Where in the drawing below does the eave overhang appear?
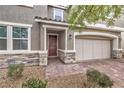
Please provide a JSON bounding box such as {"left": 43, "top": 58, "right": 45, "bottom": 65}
{"left": 34, "top": 16, "right": 124, "bottom": 32}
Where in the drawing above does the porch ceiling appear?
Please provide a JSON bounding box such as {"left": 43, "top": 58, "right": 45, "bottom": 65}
{"left": 47, "top": 27, "right": 65, "bottom": 31}
{"left": 43, "top": 24, "right": 68, "bottom": 31}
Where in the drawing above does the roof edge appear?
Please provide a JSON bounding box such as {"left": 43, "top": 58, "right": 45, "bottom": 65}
{"left": 35, "top": 17, "right": 124, "bottom": 32}
{"left": 48, "top": 5, "right": 66, "bottom": 10}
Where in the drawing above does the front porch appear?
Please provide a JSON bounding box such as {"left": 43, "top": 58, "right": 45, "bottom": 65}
{"left": 39, "top": 24, "right": 76, "bottom": 65}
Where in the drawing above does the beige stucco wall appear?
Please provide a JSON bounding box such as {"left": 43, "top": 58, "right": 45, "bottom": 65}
{"left": 58, "top": 31, "right": 66, "bottom": 49}
{"left": 67, "top": 30, "right": 74, "bottom": 50}
{"left": 31, "top": 22, "right": 41, "bottom": 50}
{"left": 48, "top": 6, "right": 54, "bottom": 19}
{"left": 121, "top": 32, "right": 124, "bottom": 51}
{"left": 81, "top": 28, "right": 121, "bottom": 36}
{"left": 34, "top": 5, "right": 48, "bottom": 18}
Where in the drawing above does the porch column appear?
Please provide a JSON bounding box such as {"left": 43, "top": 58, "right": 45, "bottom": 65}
{"left": 113, "top": 37, "right": 119, "bottom": 50}
{"left": 39, "top": 27, "right": 47, "bottom": 66}
{"left": 65, "top": 28, "right": 68, "bottom": 50}
{"left": 73, "top": 32, "right": 76, "bottom": 50}
{"left": 44, "top": 27, "right": 47, "bottom": 51}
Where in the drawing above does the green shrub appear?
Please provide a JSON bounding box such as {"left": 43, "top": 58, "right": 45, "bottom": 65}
{"left": 8, "top": 63, "right": 24, "bottom": 79}
{"left": 22, "top": 78, "right": 47, "bottom": 88}
{"left": 86, "top": 69, "right": 113, "bottom": 88}
{"left": 83, "top": 81, "right": 100, "bottom": 88}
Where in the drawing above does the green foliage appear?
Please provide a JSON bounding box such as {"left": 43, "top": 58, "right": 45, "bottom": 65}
{"left": 83, "top": 81, "right": 100, "bottom": 88}
{"left": 86, "top": 69, "right": 113, "bottom": 88}
{"left": 8, "top": 63, "right": 24, "bottom": 79}
{"left": 66, "top": 5, "right": 123, "bottom": 29}
{"left": 22, "top": 78, "right": 47, "bottom": 88}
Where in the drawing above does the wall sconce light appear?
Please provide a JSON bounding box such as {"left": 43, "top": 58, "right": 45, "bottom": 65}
{"left": 68, "top": 34, "right": 72, "bottom": 39}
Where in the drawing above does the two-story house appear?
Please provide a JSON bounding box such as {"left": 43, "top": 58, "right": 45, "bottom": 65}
{"left": 0, "top": 5, "right": 123, "bottom": 68}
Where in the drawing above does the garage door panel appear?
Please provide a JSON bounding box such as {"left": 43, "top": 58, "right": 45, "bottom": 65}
{"left": 93, "top": 40, "right": 102, "bottom": 59}
{"left": 75, "top": 39, "right": 111, "bottom": 61}
{"left": 102, "top": 40, "right": 110, "bottom": 58}
{"left": 82, "top": 40, "right": 93, "bottom": 60}
{"left": 75, "top": 39, "right": 83, "bottom": 61}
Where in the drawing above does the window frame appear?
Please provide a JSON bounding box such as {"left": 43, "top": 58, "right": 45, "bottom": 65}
{"left": 0, "top": 25, "right": 7, "bottom": 50}
{"left": 53, "top": 8, "right": 64, "bottom": 21}
{"left": 0, "top": 22, "right": 31, "bottom": 51}
{"left": 12, "top": 26, "right": 29, "bottom": 50}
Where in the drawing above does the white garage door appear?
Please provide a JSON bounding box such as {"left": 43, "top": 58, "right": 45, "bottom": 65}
{"left": 75, "top": 39, "right": 111, "bottom": 61}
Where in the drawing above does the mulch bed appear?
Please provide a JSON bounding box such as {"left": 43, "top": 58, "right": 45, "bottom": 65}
{"left": 47, "top": 73, "right": 87, "bottom": 88}
{"left": 0, "top": 66, "right": 45, "bottom": 88}
{"left": 0, "top": 65, "right": 87, "bottom": 88}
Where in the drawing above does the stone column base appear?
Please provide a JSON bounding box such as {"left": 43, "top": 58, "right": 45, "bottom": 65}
{"left": 39, "top": 51, "right": 48, "bottom": 66}
{"left": 112, "top": 49, "right": 122, "bottom": 59}
{"left": 58, "top": 49, "right": 76, "bottom": 64}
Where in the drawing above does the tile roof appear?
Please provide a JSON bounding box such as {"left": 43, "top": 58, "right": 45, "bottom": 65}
{"left": 35, "top": 16, "right": 66, "bottom": 23}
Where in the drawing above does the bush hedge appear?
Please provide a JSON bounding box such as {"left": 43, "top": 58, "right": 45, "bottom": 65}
{"left": 22, "top": 78, "right": 47, "bottom": 88}
{"left": 86, "top": 69, "right": 113, "bottom": 88}
{"left": 8, "top": 63, "right": 24, "bottom": 79}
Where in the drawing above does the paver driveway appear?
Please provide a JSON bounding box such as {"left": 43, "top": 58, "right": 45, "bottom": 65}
{"left": 45, "top": 58, "right": 124, "bottom": 87}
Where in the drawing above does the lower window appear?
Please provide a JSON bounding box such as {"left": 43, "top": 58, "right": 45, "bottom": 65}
{"left": 13, "top": 27, "right": 28, "bottom": 50}
{"left": 0, "top": 25, "right": 30, "bottom": 51}
{"left": 13, "top": 39, "right": 28, "bottom": 50}
{"left": 0, "top": 39, "right": 7, "bottom": 50}
{"left": 0, "top": 26, "right": 7, "bottom": 50}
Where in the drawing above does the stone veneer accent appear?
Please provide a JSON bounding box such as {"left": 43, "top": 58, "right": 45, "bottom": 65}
{"left": 112, "top": 49, "right": 123, "bottom": 59}
{"left": 39, "top": 52, "right": 48, "bottom": 65}
{"left": 0, "top": 51, "right": 47, "bottom": 68}
{"left": 58, "top": 50, "right": 76, "bottom": 63}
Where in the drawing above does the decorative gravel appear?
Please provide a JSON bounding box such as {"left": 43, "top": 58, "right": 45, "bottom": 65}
{"left": 0, "top": 66, "right": 45, "bottom": 88}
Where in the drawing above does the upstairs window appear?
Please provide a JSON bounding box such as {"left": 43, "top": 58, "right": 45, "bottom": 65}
{"left": 13, "top": 27, "right": 28, "bottom": 50}
{"left": 53, "top": 8, "right": 64, "bottom": 21}
{"left": 0, "top": 26, "right": 7, "bottom": 50}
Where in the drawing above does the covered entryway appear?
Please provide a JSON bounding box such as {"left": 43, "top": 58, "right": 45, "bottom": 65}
{"left": 75, "top": 39, "right": 111, "bottom": 61}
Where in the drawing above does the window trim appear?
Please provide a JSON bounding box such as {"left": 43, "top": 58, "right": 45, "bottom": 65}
{"left": 53, "top": 8, "right": 64, "bottom": 21}
{"left": 0, "top": 21, "right": 31, "bottom": 51}
{"left": 0, "top": 37, "right": 7, "bottom": 39}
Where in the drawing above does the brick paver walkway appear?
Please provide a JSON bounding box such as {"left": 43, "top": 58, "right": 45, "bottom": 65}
{"left": 45, "top": 58, "right": 124, "bottom": 87}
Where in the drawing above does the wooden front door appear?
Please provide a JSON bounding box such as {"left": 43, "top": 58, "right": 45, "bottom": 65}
{"left": 48, "top": 35, "right": 57, "bottom": 57}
